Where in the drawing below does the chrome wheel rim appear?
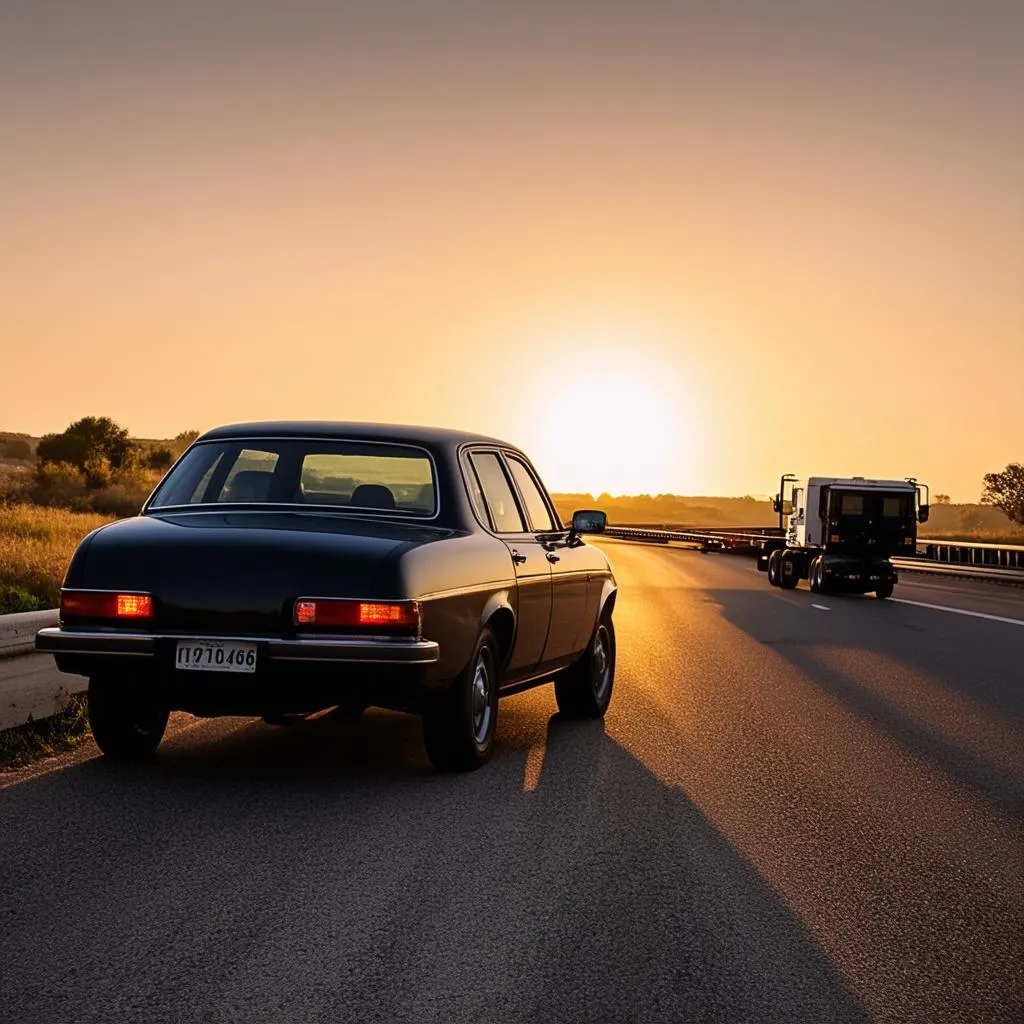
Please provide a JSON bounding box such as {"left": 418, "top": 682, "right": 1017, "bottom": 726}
{"left": 471, "top": 651, "right": 493, "bottom": 745}
{"left": 592, "top": 625, "right": 612, "bottom": 702}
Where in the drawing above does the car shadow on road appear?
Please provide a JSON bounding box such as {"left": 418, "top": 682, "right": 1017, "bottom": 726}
{"left": 0, "top": 694, "right": 871, "bottom": 1024}
{"left": 702, "top": 586, "right": 1024, "bottom": 822}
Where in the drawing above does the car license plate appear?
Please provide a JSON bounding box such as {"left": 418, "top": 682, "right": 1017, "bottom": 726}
{"left": 175, "top": 639, "right": 257, "bottom": 673}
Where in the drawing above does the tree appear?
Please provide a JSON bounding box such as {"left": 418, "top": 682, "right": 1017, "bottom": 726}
{"left": 171, "top": 429, "right": 200, "bottom": 457}
{"left": 145, "top": 447, "right": 174, "bottom": 470}
{"left": 934, "top": 494, "right": 951, "bottom": 505}
{"left": 36, "top": 417, "right": 136, "bottom": 473}
{"left": 981, "top": 463, "right": 1024, "bottom": 526}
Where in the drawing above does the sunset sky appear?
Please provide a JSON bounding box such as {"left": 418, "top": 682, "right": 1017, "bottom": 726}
{"left": 2, "top": 1, "right": 1021, "bottom": 500}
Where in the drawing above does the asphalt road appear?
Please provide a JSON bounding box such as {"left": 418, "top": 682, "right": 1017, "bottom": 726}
{"left": 2, "top": 542, "right": 1021, "bottom": 1024}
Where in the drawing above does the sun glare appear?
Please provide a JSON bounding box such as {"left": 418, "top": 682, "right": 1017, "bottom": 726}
{"left": 536, "top": 368, "right": 687, "bottom": 496}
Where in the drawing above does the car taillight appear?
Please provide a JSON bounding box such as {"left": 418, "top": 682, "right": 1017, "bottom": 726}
{"left": 60, "top": 590, "right": 153, "bottom": 621}
{"left": 293, "top": 598, "right": 420, "bottom": 636}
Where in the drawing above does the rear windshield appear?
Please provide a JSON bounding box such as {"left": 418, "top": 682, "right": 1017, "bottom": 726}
{"left": 830, "top": 490, "right": 912, "bottom": 520}
{"left": 148, "top": 439, "right": 436, "bottom": 515}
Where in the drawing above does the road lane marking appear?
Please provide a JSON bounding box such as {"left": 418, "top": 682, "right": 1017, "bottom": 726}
{"left": 891, "top": 598, "right": 1024, "bottom": 627}
{"left": 812, "top": 604, "right": 831, "bottom": 611}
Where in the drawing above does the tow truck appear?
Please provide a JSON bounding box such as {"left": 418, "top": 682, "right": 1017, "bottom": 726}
{"left": 757, "top": 474, "right": 929, "bottom": 599}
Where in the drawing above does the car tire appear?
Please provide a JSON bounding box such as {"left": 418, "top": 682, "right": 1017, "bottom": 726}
{"left": 423, "top": 627, "right": 499, "bottom": 772}
{"left": 779, "top": 552, "right": 799, "bottom": 589}
{"left": 767, "top": 550, "right": 782, "bottom": 587}
{"left": 554, "top": 613, "right": 615, "bottom": 719}
{"left": 88, "top": 676, "right": 169, "bottom": 759}
{"left": 874, "top": 581, "right": 894, "bottom": 599}
{"left": 331, "top": 699, "right": 368, "bottom": 720}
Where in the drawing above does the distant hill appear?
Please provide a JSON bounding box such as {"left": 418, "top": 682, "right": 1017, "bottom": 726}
{"left": 4, "top": 428, "right": 1021, "bottom": 541}
{"left": 550, "top": 493, "right": 776, "bottom": 528}
{"left": 917, "top": 502, "right": 1024, "bottom": 541}
{"left": 550, "top": 493, "right": 1024, "bottom": 541}
{"left": 0, "top": 432, "right": 37, "bottom": 460}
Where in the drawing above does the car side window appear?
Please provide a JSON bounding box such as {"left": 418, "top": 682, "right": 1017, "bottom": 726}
{"left": 506, "top": 456, "right": 558, "bottom": 532}
{"left": 463, "top": 457, "right": 492, "bottom": 528}
{"left": 469, "top": 453, "right": 525, "bottom": 533}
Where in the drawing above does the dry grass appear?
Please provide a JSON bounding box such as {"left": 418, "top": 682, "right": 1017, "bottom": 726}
{"left": 920, "top": 530, "right": 1024, "bottom": 546}
{"left": 0, "top": 504, "right": 114, "bottom": 612}
{"left": 0, "top": 695, "right": 90, "bottom": 770}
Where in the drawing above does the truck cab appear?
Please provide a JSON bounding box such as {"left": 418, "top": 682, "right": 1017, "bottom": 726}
{"left": 761, "top": 475, "right": 929, "bottom": 598}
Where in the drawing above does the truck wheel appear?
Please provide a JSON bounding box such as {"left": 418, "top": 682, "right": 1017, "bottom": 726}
{"left": 810, "top": 556, "right": 829, "bottom": 594}
{"left": 817, "top": 559, "right": 831, "bottom": 595}
{"left": 874, "top": 581, "right": 894, "bottom": 599}
{"left": 88, "top": 676, "right": 169, "bottom": 759}
{"left": 555, "top": 613, "right": 616, "bottom": 719}
{"left": 767, "top": 550, "right": 782, "bottom": 587}
{"left": 423, "top": 627, "right": 499, "bottom": 772}
{"left": 779, "top": 552, "right": 799, "bottom": 589}
{"left": 808, "top": 556, "right": 821, "bottom": 593}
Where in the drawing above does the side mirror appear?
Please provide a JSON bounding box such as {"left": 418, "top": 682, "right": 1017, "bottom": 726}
{"left": 571, "top": 509, "right": 606, "bottom": 534}
{"left": 772, "top": 495, "right": 781, "bottom": 514}
{"left": 918, "top": 505, "right": 929, "bottom": 524}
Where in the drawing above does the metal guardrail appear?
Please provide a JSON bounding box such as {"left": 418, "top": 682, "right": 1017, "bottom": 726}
{"left": 918, "top": 539, "right": 1024, "bottom": 570}
{"left": 891, "top": 559, "right": 1024, "bottom": 582}
{"left": 604, "top": 525, "right": 1024, "bottom": 582}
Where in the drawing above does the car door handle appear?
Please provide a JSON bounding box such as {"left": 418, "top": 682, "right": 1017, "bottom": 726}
{"left": 511, "top": 550, "right": 528, "bottom": 564}
{"left": 546, "top": 552, "right": 560, "bottom": 563}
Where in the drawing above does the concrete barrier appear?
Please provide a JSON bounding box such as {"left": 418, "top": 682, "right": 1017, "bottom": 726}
{"left": 0, "top": 609, "right": 58, "bottom": 659}
{"left": 0, "top": 610, "right": 87, "bottom": 731}
{"left": 0, "top": 653, "right": 86, "bottom": 731}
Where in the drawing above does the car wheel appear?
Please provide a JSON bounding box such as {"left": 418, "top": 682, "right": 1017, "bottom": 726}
{"left": 874, "top": 581, "right": 894, "bottom": 599}
{"left": 767, "top": 550, "right": 782, "bottom": 586}
{"left": 554, "top": 613, "right": 615, "bottom": 719}
{"left": 423, "top": 627, "right": 499, "bottom": 772}
{"left": 88, "top": 676, "right": 169, "bottom": 759}
{"left": 779, "top": 552, "right": 800, "bottom": 589}
{"left": 331, "top": 699, "right": 368, "bottom": 720}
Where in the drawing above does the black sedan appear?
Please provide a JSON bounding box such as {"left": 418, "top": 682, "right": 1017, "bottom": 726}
{"left": 37, "top": 422, "right": 617, "bottom": 771}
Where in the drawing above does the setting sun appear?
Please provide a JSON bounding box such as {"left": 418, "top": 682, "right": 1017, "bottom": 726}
{"left": 530, "top": 367, "right": 690, "bottom": 496}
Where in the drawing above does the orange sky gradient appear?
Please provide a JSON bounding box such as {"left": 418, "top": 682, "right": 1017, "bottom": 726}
{"left": 2, "top": 1, "right": 1022, "bottom": 500}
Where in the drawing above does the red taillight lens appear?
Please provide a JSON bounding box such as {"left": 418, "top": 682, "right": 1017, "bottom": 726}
{"left": 60, "top": 590, "right": 153, "bottom": 621}
{"left": 116, "top": 594, "right": 152, "bottom": 618}
{"left": 293, "top": 598, "right": 420, "bottom": 635}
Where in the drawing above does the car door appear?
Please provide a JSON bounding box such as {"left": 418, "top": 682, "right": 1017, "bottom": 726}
{"left": 465, "top": 450, "right": 553, "bottom": 681}
{"left": 503, "top": 452, "right": 591, "bottom": 668}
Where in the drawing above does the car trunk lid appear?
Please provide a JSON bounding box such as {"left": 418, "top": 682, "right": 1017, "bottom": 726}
{"left": 79, "top": 511, "right": 447, "bottom": 635}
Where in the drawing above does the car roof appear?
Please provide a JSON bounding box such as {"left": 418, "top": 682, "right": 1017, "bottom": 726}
{"left": 197, "top": 421, "right": 522, "bottom": 451}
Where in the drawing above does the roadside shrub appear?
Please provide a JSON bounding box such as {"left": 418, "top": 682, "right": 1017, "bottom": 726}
{"left": 0, "top": 586, "right": 43, "bottom": 614}
{"left": 30, "top": 462, "right": 90, "bottom": 511}
{"left": 90, "top": 482, "right": 149, "bottom": 517}
{"left": 0, "top": 464, "right": 33, "bottom": 504}
{"left": 87, "top": 464, "right": 161, "bottom": 517}
{"left": 145, "top": 447, "right": 174, "bottom": 471}
{"left": 83, "top": 454, "right": 113, "bottom": 489}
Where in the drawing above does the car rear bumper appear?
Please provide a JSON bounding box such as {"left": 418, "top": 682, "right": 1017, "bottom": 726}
{"left": 35, "top": 628, "right": 439, "bottom": 665}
